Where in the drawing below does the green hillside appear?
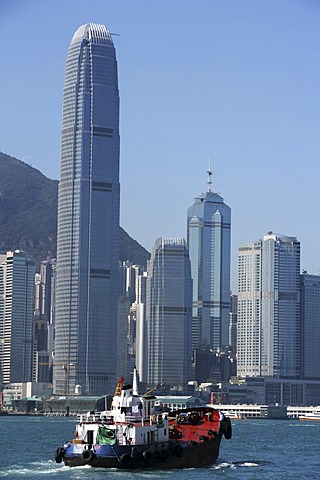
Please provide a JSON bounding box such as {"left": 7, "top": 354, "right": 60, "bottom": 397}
{"left": 0, "top": 152, "right": 150, "bottom": 269}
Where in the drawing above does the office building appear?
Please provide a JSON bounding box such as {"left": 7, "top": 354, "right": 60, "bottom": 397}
{"left": 0, "top": 251, "right": 35, "bottom": 385}
{"left": 237, "top": 233, "right": 300, "bottom": 378}
{"left": 229, "top": 294, "right": 238, "bottom": 354}
{"left": 187, "top": 171, "right": 231, "bottom": 352}
{"left": 146, "top": 238, "right": 192, "bottom": 387}
{"left": 300, "top": 273, "right": 320, "bottom": 380}
{"left": 54, "top": 24, "right": 120, "bottom": 395}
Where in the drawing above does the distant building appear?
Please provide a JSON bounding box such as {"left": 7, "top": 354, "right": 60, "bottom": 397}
{"left": 187, "top": 170, "right": 231, "bottom": 352}
{"left": 135, "top": 272, "right": 148, "bottom": 382}
{"left": 34, "top": 258, "right": 56, "bottom": 352}
{"left": 0, "top": 251, "right": 35, "bottom": 385}
{"left": 300, "top": 273, "right": 320, "bottom": 380}
{"left": 229, "top": 294, "right": 237, "bottom": 353}
{"left": 116, "top": 296, "right": 131, "bottom": 381}
{"left": 146, "top": 238, "right": 192, "bottom": 387}
{"left": 54, "top": 23, "right": 120, "bottom": 395}
{"left": 237, "top": 233, "right": 301, "bottom": 378}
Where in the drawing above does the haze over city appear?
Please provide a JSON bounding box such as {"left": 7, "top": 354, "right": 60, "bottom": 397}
{"left": 1, "top": 0, "right": 319, "bottom": 288}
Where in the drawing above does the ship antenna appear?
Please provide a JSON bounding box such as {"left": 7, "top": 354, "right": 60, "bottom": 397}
{"left": 207, "top": 158, "right": 212, "bottom": 192}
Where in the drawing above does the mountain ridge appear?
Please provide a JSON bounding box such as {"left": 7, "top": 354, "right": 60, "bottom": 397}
{"left": 0, "top": 152, "right": 150, "bottom": 269}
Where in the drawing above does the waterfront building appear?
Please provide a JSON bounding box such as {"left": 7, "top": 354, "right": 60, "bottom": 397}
{"left": 0, "top": 251, "right": 35, "bottom": 385}
{"left": 300, "top": 273, "right": 320, "bottom": 380}
{"left": 237, "top": 233, "right": 300, "bottom": 378}
{"left": 54, "top": 23, "right": 120, "bottom": 395}
{"left": 146, "top": 238, "right": 192, "bottom": 387}
{"left": 187, "top": 170, "right": 231, "bottom": 352}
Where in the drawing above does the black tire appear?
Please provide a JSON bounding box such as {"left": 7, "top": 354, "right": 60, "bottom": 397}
{"left": 81, "top": 449, "right": 95, "bottom": 463}
{"left": 142, "top": 449, "right": 152, "bottom": 463}
{"left": 119, "top": 453, "right": 131, "bottom": 467}
{"left": 160, "top": 448, "right": 168, "bottom": 461}
{"left": 55, "top": 447, "right": 64, "bottom": 464}
{"left": 223, "top": 417, "right": 232, "bottom": 439}
{"left": 174, "top": 444, "right": 183, "bottom": 457}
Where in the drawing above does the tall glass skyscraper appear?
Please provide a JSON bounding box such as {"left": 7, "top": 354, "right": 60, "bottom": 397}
{"left": 187, "top": 175, "right": 231, "bottom": 352}
{"left": 146, "top": 238, "right": 192, "bottom": 387}
{"left": 237, "top": 233, "right": 301, "bottom": 378}
{"left": 54, "top": 24, "right": 120, "bottom": 395}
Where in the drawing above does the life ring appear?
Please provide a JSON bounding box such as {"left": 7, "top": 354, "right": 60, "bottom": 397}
{"left": 119, "top": 453, "right": 131, "bottom": 467}
{"left": 55, "top": 447, "right": 64, "bottom": 464}
{"left": 142, "top": 449, "right": 152, "bottom": 463}
{"left": 81, "top": 449, "right": 95, "bottom": 463}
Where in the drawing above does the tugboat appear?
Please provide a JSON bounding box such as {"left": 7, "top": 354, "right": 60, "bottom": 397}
{"left": 55, "top": 369, "right": 232, "bottom": 469}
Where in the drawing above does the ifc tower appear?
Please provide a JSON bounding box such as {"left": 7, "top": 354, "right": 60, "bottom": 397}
{"left": 54, "top": 24, "right": 120, "bottom": 395}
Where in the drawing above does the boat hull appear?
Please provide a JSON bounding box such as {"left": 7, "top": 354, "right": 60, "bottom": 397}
{"left": 62, "top": 436, "right": 222, "bottom": 469}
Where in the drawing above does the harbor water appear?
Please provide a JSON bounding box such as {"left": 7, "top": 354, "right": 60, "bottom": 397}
{"left": 0, "top": 415, "right": 319, "bottom": 479}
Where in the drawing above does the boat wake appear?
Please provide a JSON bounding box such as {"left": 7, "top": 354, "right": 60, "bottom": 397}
{"left": 211, "top": 460, "right": 266, "bottom": 470}
{"left": 0, "top": 459, "right": 89, "bottom": 477}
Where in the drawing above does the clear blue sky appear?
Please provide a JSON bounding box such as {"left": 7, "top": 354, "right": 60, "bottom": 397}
{"left": 1, "top": 0, "right": 319, "bottom": 289}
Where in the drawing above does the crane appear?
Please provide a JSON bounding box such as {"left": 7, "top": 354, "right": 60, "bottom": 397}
{"left": 38, "top": 358, "right": 77, "bottom": 395}
{"left": 144, "top": 382, "right": 165, "bottom": 396}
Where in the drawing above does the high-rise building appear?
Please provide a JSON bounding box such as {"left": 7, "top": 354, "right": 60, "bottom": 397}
{"left": 146, "top": 238, "right": 192, "bottom": 387}
{"left": 237, "top": 233, "right": 300, "bottom": 378}
{"left": 187, "top": 171, "right": 231, "bottom": 352}
{"left": 0, "top": 251, "right": 35, "bottom": 385}
{"left": 34, "top": 258, "right": 56, "bottom": 352}
{"left": 135, "top": 271, "right": 148, "bottom": 381}
{"left": 54, "top": 24, "right": 120, "bottom": 395}
{"left": 229, "top": 294, "right": 238, "bottom": 354}
{"left": 300, "top": 273, "right": 320, "bottom": 380}
{"left": 34, "top": 258, "right": 56, "bottom": 382}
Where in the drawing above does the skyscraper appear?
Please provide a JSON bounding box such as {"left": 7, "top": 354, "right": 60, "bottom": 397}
{"left": 146, "top": 238, "right": 192, "bottom": 387}
{"left": 300, "top": 273, "right": 320, "bottom": 380}
{"left": 0, "top": 251, "right": 35, "bottom": 385}
{"left": 54, "top": 24, "right": 120, "bottom": 395}
{"left": 237, "top": 233, "right": 301, "bottom": 378}
{"left": 187, "top": 171, "right": 231, "bottom": 352}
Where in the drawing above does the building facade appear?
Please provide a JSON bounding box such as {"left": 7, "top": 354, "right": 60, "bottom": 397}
{"left": 0, "top": 251, "right": 35, "bottom": 385}
{"left": 146, "top": 238, "right": 192, "bottom": 387}
{"left": 300, "top": 273, "right": 320, "bottom": 380}
{"left": 54, "top": 24, "right": 120, "bottom": 395}
{"left": 237, "top": 233, "right": 301, "bottom": 378}
{"left": 187, "top": 175, "right": 231, "bottom": 352}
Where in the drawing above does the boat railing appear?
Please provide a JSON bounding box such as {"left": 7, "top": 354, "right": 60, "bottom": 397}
{"left": 78, "top": 412, "right": 167, "bottom": 426}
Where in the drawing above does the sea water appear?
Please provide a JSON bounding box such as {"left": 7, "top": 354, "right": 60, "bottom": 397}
{"left": 0, "top": 415, "right": 319, "bottom": 480}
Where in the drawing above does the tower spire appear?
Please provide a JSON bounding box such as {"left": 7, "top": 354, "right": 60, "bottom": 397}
{"left": 207, "top": 158, "right": 212, "bottom": 192}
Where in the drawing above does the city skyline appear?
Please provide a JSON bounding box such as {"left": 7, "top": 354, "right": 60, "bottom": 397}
{"left": 54, "top": 23, "right": 120, "bottom": 395}
{"left": 1, "top": 1, "right": 320, "bottom": 290}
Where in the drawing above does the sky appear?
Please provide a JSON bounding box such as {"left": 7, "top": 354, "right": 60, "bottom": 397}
{"left": 1, "top": 0, "right": 320, "bottom": 289}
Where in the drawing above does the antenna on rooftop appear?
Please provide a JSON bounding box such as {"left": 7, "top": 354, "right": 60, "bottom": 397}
{"left": 207, "top": 157, "right": 212, "bottom": 192}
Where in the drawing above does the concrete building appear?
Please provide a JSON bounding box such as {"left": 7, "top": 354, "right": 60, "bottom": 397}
{"left": 237, "top": 233, "right": 301, "bottom": 378}
{"left": 300, "top": 273, "right": 320, "bottom": 380}
{"left": 0, "top": 251, "right": 35, "bottom": 385}
{"left": 54, "top": 24, "right": 120, "bottom": 395}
